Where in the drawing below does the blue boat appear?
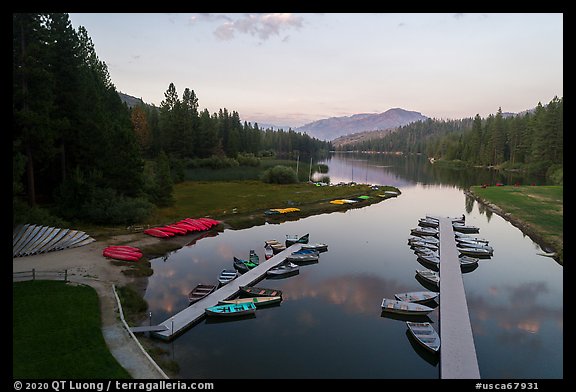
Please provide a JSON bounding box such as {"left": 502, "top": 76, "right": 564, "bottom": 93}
{"left": 205, "top": 302, "right": 257, "bottom": 317}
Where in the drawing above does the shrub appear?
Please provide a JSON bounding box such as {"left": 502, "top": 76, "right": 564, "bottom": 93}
{"left": 261, "top": 165, "right": 299, "bottom": 184}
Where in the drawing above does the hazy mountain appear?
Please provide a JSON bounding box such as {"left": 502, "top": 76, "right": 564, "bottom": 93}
{"left": 118, "top": 91, "right": 145, "bottom": 108}
{"left": 295, "top": 108, "right": 428, "bottom": 141}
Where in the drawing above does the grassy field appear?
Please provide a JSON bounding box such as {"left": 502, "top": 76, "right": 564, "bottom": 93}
{"left": 148, "top": 181, "right": 400, "bottom": 229}
{"left": 469, "top": 185, "right": 563, "bottom": 263}
{"left": 13, "top": 280, "right": 131, "bottom": 379}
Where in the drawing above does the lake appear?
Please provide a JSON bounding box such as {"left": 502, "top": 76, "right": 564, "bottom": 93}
{"left": 141, "top": 152, "right": 562, "bottom": 379}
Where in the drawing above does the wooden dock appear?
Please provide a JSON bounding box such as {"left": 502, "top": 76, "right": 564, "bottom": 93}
{"left": 438, "top": 217, "right": 481, "bottom": 379}
{"left": 152, "top": 243, "right": 301, "bottom": 341}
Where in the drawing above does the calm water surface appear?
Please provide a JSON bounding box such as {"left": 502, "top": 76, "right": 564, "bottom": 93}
{"left": 142, "top": 153, "right": 562, "bottom": 379}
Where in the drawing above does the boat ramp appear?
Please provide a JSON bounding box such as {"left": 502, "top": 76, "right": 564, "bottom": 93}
{"left": 151, "top": 243, "right": 301, "bottom": 341}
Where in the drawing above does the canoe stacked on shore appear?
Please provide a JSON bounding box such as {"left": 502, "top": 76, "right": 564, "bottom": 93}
{"left": 13, "top": 224, "right": 95, "bottom": 258}
{"left": 103, "top": 245, "right": 142, "bottom": 262}
{"left": 144, "top": 217, "right": 221, "bottom": 238}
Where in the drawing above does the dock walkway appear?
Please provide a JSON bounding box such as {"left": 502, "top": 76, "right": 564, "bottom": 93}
{"left": 152, "top": 243, "right": 301, "bottom": 340}
{"left": 438, "top": 217, "right": 481, "bottom": 379}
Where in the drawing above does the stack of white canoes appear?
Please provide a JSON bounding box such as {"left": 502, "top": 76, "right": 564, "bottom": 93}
{"left": 13, "top": 223, "right": 95, "bottom": 257}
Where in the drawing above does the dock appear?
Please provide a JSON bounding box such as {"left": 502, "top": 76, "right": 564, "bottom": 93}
{"left": 438, "top": 217, "right": 481, "bottom": 379}
{"left": 152, "top": 243, "right": 301, "bottom": 341}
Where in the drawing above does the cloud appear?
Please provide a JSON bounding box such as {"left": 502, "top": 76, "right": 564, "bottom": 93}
{"left": 202, "top": 13, "right": 305, "bottom": 41}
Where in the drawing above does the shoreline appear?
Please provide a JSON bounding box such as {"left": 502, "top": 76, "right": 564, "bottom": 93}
{"left": 464, "top": 187, "right": 562, "bottom": 265}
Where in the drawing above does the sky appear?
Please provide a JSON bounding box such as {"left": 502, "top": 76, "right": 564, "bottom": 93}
{"left": 68, "top": 13, "right": 563, "bottom": 128}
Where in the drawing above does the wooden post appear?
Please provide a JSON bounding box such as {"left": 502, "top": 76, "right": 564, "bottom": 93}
{"left": 64, "top": 269, "right": 68, "bottom": 282}
{"left": 32, "top": 268, "right": 35, "bottom": 281}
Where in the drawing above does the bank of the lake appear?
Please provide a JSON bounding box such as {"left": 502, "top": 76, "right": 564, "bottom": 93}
{"left": 149, "top": 180, "right": 400, "bottom": 230}
{"left": 467, "top": 185, "right": 563, "bottom": 263}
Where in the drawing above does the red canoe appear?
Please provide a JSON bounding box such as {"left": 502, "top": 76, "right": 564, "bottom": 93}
{"left": 103, "top": 248, "right": 142, "bottom": 261}
{"left": 144, "top": 228, "right": 172, "bottom": 238}
{"left": 106, "top": 245, "right": 141, "bottom": 253}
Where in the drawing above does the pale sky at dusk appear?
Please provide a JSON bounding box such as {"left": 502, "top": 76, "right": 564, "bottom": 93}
{"left": 68, "top": 13, "right": 563, "bottom": 128}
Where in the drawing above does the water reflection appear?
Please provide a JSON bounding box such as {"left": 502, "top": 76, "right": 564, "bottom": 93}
{"left": 141, "top": 153, "right": 561, "bottom": 379}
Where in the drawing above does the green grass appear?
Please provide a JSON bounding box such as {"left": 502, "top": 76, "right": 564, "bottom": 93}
{"left": 469, "top": 185, "right": 563, "bottom": 262}
{"left": 13, "top": 280, "right": 131, "bottom": 379}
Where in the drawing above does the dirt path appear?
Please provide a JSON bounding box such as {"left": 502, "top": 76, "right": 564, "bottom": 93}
{"left": 12, "top": 237, "right": 168, "bottom": 379}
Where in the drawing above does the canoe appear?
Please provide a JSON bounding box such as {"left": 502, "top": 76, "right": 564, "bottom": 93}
{"left": 218, "top": 269, "right": 239, "bottom": 286}
{"left": 239, "top": 286, "right": 283, "bottom": 298}
{"left": 415, "top": 269, "right": 440, "bottom": 287}
{"left": 406, "top": 321, "right": 440, "bottom": 353}
{"left": 267, "top": 261, "right": 300, "bottom": 278}
{"left": 233, "top": 256, "right": 257, "bottom": 273}
{"left": 103, "top": 245, "right": 143, "bottom": 261}
{"left": 205, "top": 302, "right": 256, "bottom": 317}
{"left": 285, "top": 233, "right": 310, "bottom": 247}
{"left": 394, "top": 291, "right": 439, "bottom": 303}
{"left": 188, "top": 284, "right": 217, "bottom": 304}
{"left": 381, "top": 298, "right": 434, "bottom": 315}
{"left": 144, "top": 228, "right": 172, "bottom": 238}
{"left": 219, "top": 296, "right": 282, "bottom": 308}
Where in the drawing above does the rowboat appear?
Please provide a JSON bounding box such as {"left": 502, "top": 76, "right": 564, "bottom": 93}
{"left": 300, "top": 243, "right": 328, "bottom": 252}
{"left": 410, "top": 227, "right": 438, "bottom": 237}
{"left": 264, "top": 244, "right": 274, "bottom": 259}
{"left": 381, "top": 298, "right": 434, "bottom": 315}
{"left": 249, "top": 249, "right": 260, "bottom": 265}
{"left": 394, "top": 291, "right": 439, "bottom": 303}
{"left": 409, "top": 240, "right": 438, "bottom": 251}
{"left": 188, "top": 284, "right": 217, "bottom": 304}
{"left": 456, "top": 240, "right": 494, "bottom": 252}
{"left": 266, "top": 261, "right": 300, "bottom": 278}
{"left": 239, "top": 286, "right": 283, "bottom": 298}
{"left": 452, "top": 223, "right": 480, "bottom": 233}
{"left": 454, "top": 232, "right": 489, "bottom": 243}
{"left": 285, "top": 252, "right": 319, "bottom": 263}
{"left": 218, "top": 296, "right": 282, "bottom": 308}
{"left": 418, "top": 218, "right": 439, "bottom": 228}
{"left": 415, "top": 269, "right": 440, "bottom": 287}
{"left": 218, "top": 269, "right": 239, "bottom": 286}
{"left": 458, "top": 247, "right": 493, "bottom": 257}
{"left": 233, "top": 256, "right": 258, "bottom": 273}
{"left": 205, "top": 302, "right": 256, "bottom": 317}
{"left": 408, "top": 236, "right": 439, "bottom": 245}
{"left": 417, "top": 254, "right": 440, "bottom": 269}
{"left": 406, "top": 322, "right": 440, "bottom": 353}
{"left": 285, "top": 233, "right": 310, "bottom": 246}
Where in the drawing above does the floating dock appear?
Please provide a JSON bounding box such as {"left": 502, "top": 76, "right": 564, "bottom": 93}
{"left": 438, "top": 217, "right": 481, "bottom": 379}
{"left": 152, "top": 243, "right": 301, "bottom": 341}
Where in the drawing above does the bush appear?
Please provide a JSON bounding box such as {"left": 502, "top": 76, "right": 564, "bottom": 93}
{"left": 546, "top": 164, "right": 563, "bottom": 185}
{"left": 261, "top": 165, "right": 299, "bottom": 184}
{"left": 237, "top": 153, "right": 260, "bottom": 167}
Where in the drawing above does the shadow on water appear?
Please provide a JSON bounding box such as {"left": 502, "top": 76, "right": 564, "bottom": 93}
{"left": 405, "top": 329, "right": 440, "bottom": 367}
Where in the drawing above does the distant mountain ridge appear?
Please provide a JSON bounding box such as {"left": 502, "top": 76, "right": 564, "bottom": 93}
{"left": 295, "top": 108, "right": 429, "bottom": 141}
